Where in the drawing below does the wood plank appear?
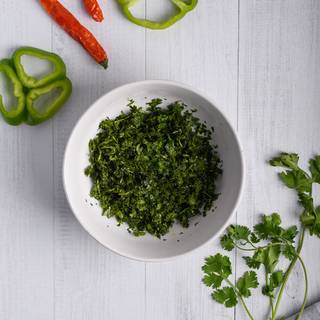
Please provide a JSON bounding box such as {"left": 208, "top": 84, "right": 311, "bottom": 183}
{"left": 238, "top": 0, "right": 320, "bottom": 319}
{"left": 145, "top": 1, "right": 239, "bottom": 319}
{"left": 51, "top": 1, "right": 146, "bottom": 319}
{"left": 0, "top": 1, "right": 54, "bottom": 319}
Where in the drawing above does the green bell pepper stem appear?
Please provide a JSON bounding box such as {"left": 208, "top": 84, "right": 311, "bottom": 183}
{"left": 0, "top": 60, "right": 26, "bottom": 126}
{"left": 117, "top": 0, "right": 198, "bottom": 30}
{"left": 25, "top": 78, "right": 72, "bottom": 125}
{"left": 13, "top": 47, "right": 67, "bottom": 89}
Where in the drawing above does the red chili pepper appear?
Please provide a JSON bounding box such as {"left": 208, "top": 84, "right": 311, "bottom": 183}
{"left": 83, "top": 0, "right": 104, "bottom": 22}
{"left": 40, "top": 0, "right": 108, "bottom": 69}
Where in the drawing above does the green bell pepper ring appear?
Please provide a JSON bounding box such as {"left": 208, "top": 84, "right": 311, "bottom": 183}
{"left": 13, "top": 47, "right": 67, "bottom": 89}
{"left": 1, "top": 58, "right": 14, "bottom": 68}
{"left": 25, "top": 78, "right": 72, "bottom": 125}
{"left": 0, "top": 60, "right": 26, "bottom": 126}
{"left": 117, "top": 0, "right": 198, "bottom": 30}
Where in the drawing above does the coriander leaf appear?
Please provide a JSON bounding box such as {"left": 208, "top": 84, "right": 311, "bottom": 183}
{"left": 271, "top": 153, "right": 312, "bottom": 194}
{"left": 301, "top": 206, "right": 320, "bottom": 238}
{"left": 279, "top": 170, "right": 312, "bottom": 194}
{"left": 228, "top": 225, "right": 251, "bottom": 242}
{"left": 262, "top": 286, "right": 270, "bottom": 297}
{"left": 203, "top": 274, "right": 223, "bottom": 288}
{"left": 309, "top": 155, "right": 320, "bottom": 183}
{"left": 298, "top": 193, "right": 314, "bottom": 213}
{"left": 262, "top": 245, "right": 281, "bottom": 273}
{"left": 309, "top": 207, "right": 320, "bottom": 237}
{"left": 243, "top": 255, "right": 261, "bottom": 269}
{"left": 236, "top": 271, "right": 259, "bottom": 297}
{"left": 220, "top": 234, "right": 235, "bottom": 251}
{"left": 281, "top": 226, "right": 298, "bottom": 242}
{"left": 221, "top": 225, "right": 254, "bottom": 251}
{"left": 270, "top": 153, "right": 300, "bottom": 170}
{"left": 262, "top": 271, "right": 284, "bottom": 298}
{"left": 249, "top": 232, "right": 260, "bottom": 244}
{"left": 270, "top": 271, "right": 284, "bottom": 288}
{"left": 313, "top": 207, "right": 320, "bottom": 236}
{"left": 250, "top": 249, "right": 265, "bottom": 266}
{"left": 202, "top": 254, "right": 232, "bottom": 289}
{"left": 254, "top": 213, "right": 282, "bottom": 240}
{"left": 282, "top": 244, "right": 296, "bottom": 260}
{"left": 212, "top": 287, "right": 237, "bottom": 308}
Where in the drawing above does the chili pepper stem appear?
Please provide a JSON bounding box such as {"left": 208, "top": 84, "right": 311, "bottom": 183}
{"left": 100, "top": 59, "right": 109, "bottom": 69}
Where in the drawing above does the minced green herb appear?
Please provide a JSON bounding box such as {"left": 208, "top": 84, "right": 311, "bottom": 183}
{"left": 85, "top": 99, "right": 222, "bottom": 237}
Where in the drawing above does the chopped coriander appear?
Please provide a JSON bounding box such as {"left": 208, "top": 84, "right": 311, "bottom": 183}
{"left": 85, "top": 99, "right": 222, "bottom": 237}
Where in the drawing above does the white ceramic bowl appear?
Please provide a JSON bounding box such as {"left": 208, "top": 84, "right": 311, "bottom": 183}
{"left": 63, "top": 80, "right": 244, "bottom": 262}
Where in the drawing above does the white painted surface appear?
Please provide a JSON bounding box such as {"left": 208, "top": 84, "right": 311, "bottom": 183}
{"left": 63, "top": 80, "right": 244, "bottom": 261}
{"left": 0, "top": 0, "right": 319, "bottom": 319}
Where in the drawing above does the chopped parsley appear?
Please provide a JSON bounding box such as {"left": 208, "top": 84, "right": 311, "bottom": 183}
{"left": 85, "top": 99, "right": 222, "bottom": 237}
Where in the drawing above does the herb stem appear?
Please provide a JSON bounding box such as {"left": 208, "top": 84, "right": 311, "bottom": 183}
{"left": 234, "top": 244, "right": 256, "bottom": 251}
{"left": 248, "top": 240, "right": 258, "bottom": 249}
{"left": 265, "top": 270, "right": 274, "bottom": 319}
{"left": 295, "top": 255, "right": 308, "bottom": 320}
{"left": 226, "top": 279, "right": 255, "bottom": 320}
{"left": 235, "top": 242, "right": 283, "bottom": 252}
{"left": 272, "top": 227, "right": 306, "bottom": 320}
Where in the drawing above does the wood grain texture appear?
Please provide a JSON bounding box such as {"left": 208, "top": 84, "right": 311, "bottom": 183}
{"left": 145, "top": 1, "right": 239, "bottom": 319}
{"left": 51, "top": 1, "right": 146, "bottom": 320}
{"left": 237, "top": 0, "right": 320, "bottom": 319}
{"left": 0, "top": 1, "right": 54, "bottom": 319}
{"left": 0, "top": 1, "right": 319, "bottom": 320}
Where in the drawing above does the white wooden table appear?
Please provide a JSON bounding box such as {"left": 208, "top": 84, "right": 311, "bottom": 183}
{"left": 0, "top": 1, "right": 319, "bottom": 319}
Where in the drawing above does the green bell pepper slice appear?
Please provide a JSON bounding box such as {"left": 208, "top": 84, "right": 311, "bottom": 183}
{"left": 0, "top": 60, "right": 26, "bottom": 126}
{"left": 12, "top": 47, "right": 67, "bottom": 89}
{"left": 117, "top": 0, "right": 198, "bottom": 30}
{"left": 25, "top": 78, "right": 72, "bottom": 125}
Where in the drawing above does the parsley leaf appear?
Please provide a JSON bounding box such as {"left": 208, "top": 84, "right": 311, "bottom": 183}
{"left": 212, "top": 287, "right": 237, "bottom": 308}
{"left": 236, "top": 271, "right": 259, "bottom": 297}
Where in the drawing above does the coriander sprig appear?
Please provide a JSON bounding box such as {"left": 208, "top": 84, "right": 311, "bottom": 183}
{"left": 202, "top": 153, "right": 320, "bottom": 320}
{"left": 202, "top": 254, "right": 257, "bottom": 320}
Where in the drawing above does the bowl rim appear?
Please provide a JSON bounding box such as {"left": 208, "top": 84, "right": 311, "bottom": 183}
{"left": 63, "top": 79, "right": 245, "bottom": 262}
